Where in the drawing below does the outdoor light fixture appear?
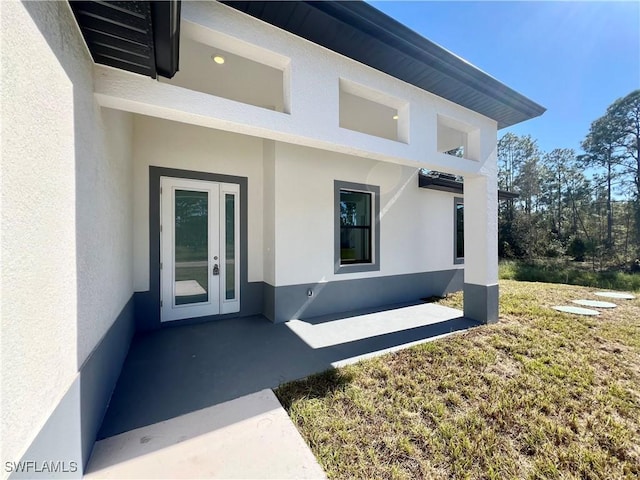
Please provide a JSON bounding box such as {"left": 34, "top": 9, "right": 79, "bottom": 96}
{"left": 212, "top": 55, "right": 225, "bottom": 64}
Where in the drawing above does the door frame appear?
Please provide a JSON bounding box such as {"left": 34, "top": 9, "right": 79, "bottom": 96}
{"left": 161, "top": 177, "right": 237, "bottom": 322}
{"left": 148, "top": 167, "right": 248, "bottom": 327}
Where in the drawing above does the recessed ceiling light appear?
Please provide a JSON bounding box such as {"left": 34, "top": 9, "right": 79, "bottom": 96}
{"left": 393, "top": 114, "right": 399, "bottom": 120}
{"left": 212, "top": 55, "right": 225, "bottom": 65}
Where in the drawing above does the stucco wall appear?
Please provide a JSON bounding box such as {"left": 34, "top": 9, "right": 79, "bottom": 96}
{"left": 273, "top": 143, "right": 461, "bottom": 287}
{"left": 1, "top": 1, "right": 134, "bottom": 471}
{"left": 130, "top": 115, "right": 460, "bottom": 293}
{"left": 263, "top": 140, "right": 277, "bottom": 286}
{"left": 76, "top": 107, "right": 134, "bottom": 363}
{"left": 95, "top": 1, "right": 498, "bottom": 179}
{"left": 132, "top": 115, "right": 265, "bottom": 291}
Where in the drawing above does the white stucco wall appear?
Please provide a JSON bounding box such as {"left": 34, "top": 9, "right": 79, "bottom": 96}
{"left": 132, "top": 115, "right": 265, "bottom": 291}
{"left": 1, "top": 2, "right": 77, "bottom": 468}
{"left": 94, "top": 1, "right": 498, "bottom": 179}
{"left": 96, "top": 0, "right": 500, "bottom": 295}
{"left": 130, "top": 116, "right": 459, "bottom": 291}
{"left": 76, "top": 107, "right": 134, "bottom": 363}
{"left": 262, "top": 140, "right": 277, "bottom": 286}
{"left": 1, "top": 1, "right": 134, "bottom": 470}
{"left": 272, "top": 143, "right": 461, "bottom": 287}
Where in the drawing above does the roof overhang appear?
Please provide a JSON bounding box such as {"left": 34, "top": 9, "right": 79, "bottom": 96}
{"left": 222, "top": 1, "right": 545, "bottom": 128}
{"left": 418, "top": 172, "right": 519, "bottom": 201}
{"left": 69, "top": 1, "right": 181, "bottom": 79}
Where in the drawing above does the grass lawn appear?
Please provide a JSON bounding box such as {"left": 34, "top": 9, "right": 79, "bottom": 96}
{"left": 276, "top": 280, "right": 640, "bottom": 479}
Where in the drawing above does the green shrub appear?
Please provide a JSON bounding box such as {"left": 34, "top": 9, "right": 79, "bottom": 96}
{"left": 566, "top": 237, "right": 587, "bottom": 262}
{"left": 499, "top": 259, "right": 640, "bottom": 292}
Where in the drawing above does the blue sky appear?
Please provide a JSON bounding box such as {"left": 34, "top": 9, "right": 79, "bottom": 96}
{"left": 370, "top": 1, "right": 640, "bottom": 154}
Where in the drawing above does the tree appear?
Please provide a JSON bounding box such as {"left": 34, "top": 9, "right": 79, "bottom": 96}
{"left": 495, "top": 93, "right": 640, "bottom": 267}
{"left": 498, "top": 133, "right": 538, "bottom": 192}
{"left": 542, "top": 148, "right": 575, "bottom": 241}
{"left": 581, "top": 90, "right": 640, "bottom": 257}
{"left": 609, "top": 90, "right": 640, "bottom": 197}
{"left": 608, "top": 90, "right": 640, "bottom": 252}
{"left": 580, "top": 115, "right": 621, "bottom": 249}
{"left": 497, "top": 133, "right": 540, "bottom": 258}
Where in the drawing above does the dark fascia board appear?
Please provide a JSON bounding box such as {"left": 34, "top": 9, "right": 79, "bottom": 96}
{"left": 222, "top": 1, "right": 546, "bottom": 128}
{"left": 324, "top": 1, "right": 545, "bottom": 121}
{"left": 418, "top": 173, "right": 519, "bottom": 201}
{"left": 151, "top": 0, "right": 181, "bottom": 78}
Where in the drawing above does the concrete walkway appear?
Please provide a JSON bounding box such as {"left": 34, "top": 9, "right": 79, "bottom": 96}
{"left": 89, "top": 302, "right": 475, "bottom": 478}
{"left": 86, "top": 389, "right": 325, "bottom": 479}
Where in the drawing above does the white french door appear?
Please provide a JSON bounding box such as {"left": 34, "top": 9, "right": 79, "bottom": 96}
{"left": 160, "top": 177, "right": 240, "bottom": 322}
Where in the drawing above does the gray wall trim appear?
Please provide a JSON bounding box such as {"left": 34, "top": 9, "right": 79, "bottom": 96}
{"left": 79, "top": 296, "right": 135, "bottom": 465}
{"left": 267, "top": 269, "right": 463, "bottom": 323}
{"left": 241, "top": 281, "right": 265, "bottom": 317}
{"left": 13, "top": 297, "right": 135, "bottom": 478}
{"left": 262, "top": 283, "right": 276, "bottom": 322}
{"left": 454, "top": 196, "right": 464, "bottom": 265}
{"left": 134, "top": 291, "right": 155, "bottom": 332}
{"left": 463, "top": 283, "right": 499, "bottom": 324}
{"left": 147, "top": 167, "right": 249, "bottom": 330}
{"left": 334, "top": 180, "right": 381, "bottom": 274}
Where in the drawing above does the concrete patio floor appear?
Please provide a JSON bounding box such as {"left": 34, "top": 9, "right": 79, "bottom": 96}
{"left": 88, "top": 301, "right": 477, "bottom": 477}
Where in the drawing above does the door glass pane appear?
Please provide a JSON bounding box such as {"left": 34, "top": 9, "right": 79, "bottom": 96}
{"left": 225, "top": 194, "right": 235, "bottom": 300}
{"left": 340, "top": 190, "right": 371, "bottom": 263}
{"left": 174, "top": 190, "right": 208, "bottom": 305}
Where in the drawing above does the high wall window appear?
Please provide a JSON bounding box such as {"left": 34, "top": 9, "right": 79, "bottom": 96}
{"left": 160, "top": 33, "right": 290, "bottom": 113}
{"left": 334, "top": 181, "right": 380, "bottom": 274}
{"left": 454, "top": 197, "right": 464, "bottom": 264}
{"left": 437, "top": 114, "right": 479, "bottom": 161}
{"left": 339, "top": 79, "right": 409, "bottom": 143}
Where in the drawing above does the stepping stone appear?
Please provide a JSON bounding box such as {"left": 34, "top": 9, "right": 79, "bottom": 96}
{"left": 552, "top": 306, "right": 600, "bottom": 316}
{"left": 594, "top": 292, "right": 636, "bottom": 300}
{"left": 572, "top": 299, "right": 617, "bottom": 309}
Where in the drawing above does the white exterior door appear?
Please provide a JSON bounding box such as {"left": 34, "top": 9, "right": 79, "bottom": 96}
{"left": 160, "top": 177, "right": 240, "bottom": 322}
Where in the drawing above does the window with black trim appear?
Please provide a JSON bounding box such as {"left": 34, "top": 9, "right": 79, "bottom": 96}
{"left": 340, "top": 190, "right": 372, "bottom": 264}
{"left": 454, "top": 197, "right": 464, "bottom": 264}
{"left": 334, "top": 181, "right": 380, "bottom": 274}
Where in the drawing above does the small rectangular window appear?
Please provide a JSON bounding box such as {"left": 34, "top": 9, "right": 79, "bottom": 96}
{"left": 454, "top": 197, "right": 464, "bottom": 264}
{"left": 340, "top": 190, "right": 372, "bottom": 264}
{"left": 437, "top": 114, "right": 480, "bottom": 161}
{"left": 160, "top": 37, "right": 290, "bottom": 113}
{"left": 339, "top": 79, "right": 408, "bottom": 143}
{"left": 334, "top": 181, "right": 380, "bottom": 274}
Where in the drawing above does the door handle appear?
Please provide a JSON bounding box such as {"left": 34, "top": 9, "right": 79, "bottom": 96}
{"left": 213, "top": 264, "right": 219, "bottom": 276}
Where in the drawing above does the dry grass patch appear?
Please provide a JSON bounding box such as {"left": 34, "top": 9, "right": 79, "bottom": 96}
{"left": 276, "top": 280, "right": 640, "bottom": 479}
